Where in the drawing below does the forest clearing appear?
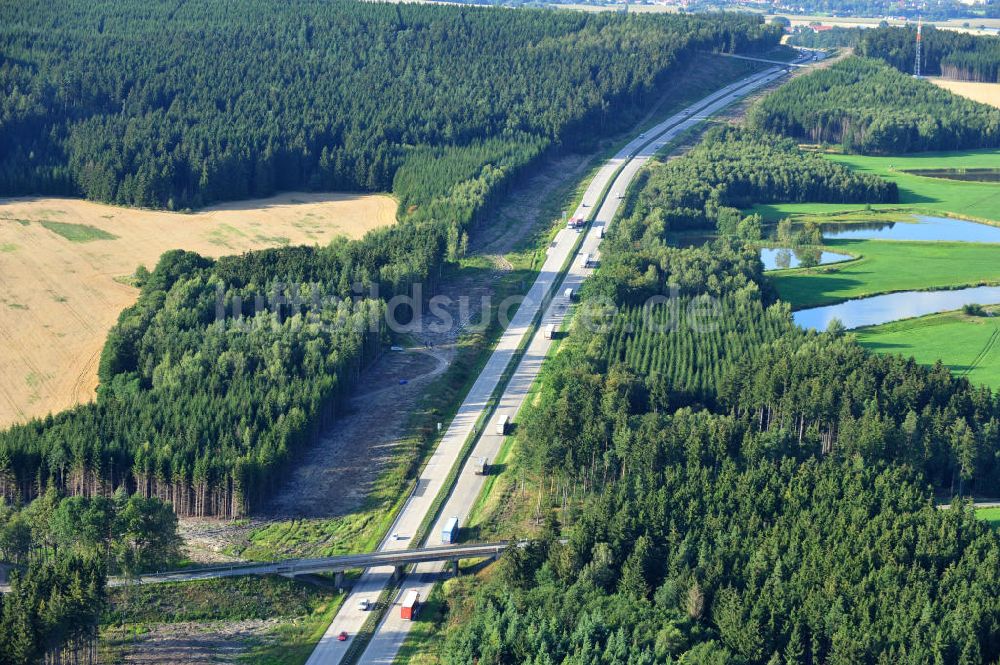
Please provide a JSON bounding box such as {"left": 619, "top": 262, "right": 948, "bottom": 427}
{"left": 0, "top": 192, "right": 396, "bottom": 426}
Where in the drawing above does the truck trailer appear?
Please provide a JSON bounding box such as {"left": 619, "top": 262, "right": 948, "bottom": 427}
{"left": 442, "top": 516, "right": 459, "bottom": 544}
{"left": 401, "top": 591, "right": 420, "bottom": 620}
{"left": 544, "top": 323, "right": 555, "bottom": 340}
{"left": 495, "top": 413, "right": 510, "bottom": 435}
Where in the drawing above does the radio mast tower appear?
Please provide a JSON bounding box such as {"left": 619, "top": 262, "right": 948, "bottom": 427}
{"left": 914, "top": 16, "right": 922, "bottom": 78}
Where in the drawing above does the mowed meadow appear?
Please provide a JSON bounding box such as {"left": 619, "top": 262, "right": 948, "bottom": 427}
{"left": 753, "top": 149, "right": 1000, "bottom": 225}
{"left": 857, "top": 308, "right": 1000, "bottom": 391}
{"left": 0, "top": 192, "right": 396, "bottom": 426}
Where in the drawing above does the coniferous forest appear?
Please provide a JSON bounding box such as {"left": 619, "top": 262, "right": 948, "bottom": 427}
{"left": 859, "top": 25, "right": 1000, "bottom": 82}
{"left": 0, "top": 490, "right": 180, "bottom": 665}
{"left": 441, "top": 125, "right": 1000, "bottom": 665}
{"left": 788, "top": 25, "right": 1000, "bottom": 83}
{"left": 748, "top": 57, "right": 1000, "bottom": 153}
{"left": 614, "top": 125, "right": 895, "bottom": 239}
{"left": 0, "top": 0, "right": 779, "bottom": 209}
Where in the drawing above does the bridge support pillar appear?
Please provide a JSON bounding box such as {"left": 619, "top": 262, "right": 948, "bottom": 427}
{"left": 451, "top": 560, "right": 460, "bottom": 576}
{"left": 334, "top": 571, "right": 344, "bottom": 589}
{"left": 393, "top": 565, "right": 404, "bottom": 581}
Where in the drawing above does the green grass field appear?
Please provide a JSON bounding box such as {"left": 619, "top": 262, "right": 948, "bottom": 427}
{"left": 753, "top": 150, "right": 1000, "bottom": 225}
{"left": 771, "top": 238, "right": 1000, "bottom": 308}
{"left": 40, "top": 220, "right": 117, "bottom": 242}
{"left": 978, "top": 507, "right": 1000, "bottom": 530}
{"left": 856, "top": 309, "right": 1000, "bottom": 391}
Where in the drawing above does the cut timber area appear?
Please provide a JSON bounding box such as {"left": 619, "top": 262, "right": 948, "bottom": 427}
{"left": 0, "top": 192, "right": 396, "bottom": 427}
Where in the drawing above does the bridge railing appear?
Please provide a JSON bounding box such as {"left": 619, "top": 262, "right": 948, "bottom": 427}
{"left": 124, "top": 541, "right": 511, "bottom": 583}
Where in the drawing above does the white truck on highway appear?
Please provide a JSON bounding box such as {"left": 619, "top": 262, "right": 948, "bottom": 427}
{"left": 441, "top": 516, "right": 460, "bottom": 544}
{"left": 495, "top": 413, "right": 510, "bottom": 435}
{"left": 544, "top": 323, "right": 556, "bottom": 340}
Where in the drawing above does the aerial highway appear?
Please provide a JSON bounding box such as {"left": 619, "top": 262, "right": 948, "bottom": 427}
{"left": 307, "top": 53, "right": 810, "bottom": 665}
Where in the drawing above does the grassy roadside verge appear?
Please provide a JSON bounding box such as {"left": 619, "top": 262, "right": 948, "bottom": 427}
{"left": 344, "top": 139, "right": 602, "bottom": 665}
{"left": 387, "top": 321, "right": 575, "bottom": 665}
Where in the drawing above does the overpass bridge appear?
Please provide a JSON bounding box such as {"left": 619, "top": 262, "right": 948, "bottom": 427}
{"left": 708, "top": 50, "right": 821, "bottom": 68}
{"left": 111, "top": 541, "right": 510, "bottom": 588}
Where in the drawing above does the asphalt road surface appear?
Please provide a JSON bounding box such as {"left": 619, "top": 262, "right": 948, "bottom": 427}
{"left": 306, "top": 55, "right": 805, "bottom": 665}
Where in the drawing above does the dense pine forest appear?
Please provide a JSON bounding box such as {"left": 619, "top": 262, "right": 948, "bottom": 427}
{"left": 0, "top": 0, "right": 779, "bottom": 209}
{"left": 859, "top": 25, "right": 1000, "bottom": 82}
{"left": 749, "top": 57, "right": 1000, "bottom": 153}
{"left": 788, "top": 25, "right": 1000, "bottom": 82}
{"left": 442, "top": 126, "right": 1000, "bottom": 664}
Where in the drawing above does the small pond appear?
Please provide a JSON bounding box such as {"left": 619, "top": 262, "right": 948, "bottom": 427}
{"left": 760, "top": 247, "right": 852, "bottom": 271}
{"left": 902, "top": 168, "right": 1000, "bottom": 183}
{"left": 820, "top": 216, "right": 1000, "bottom": 244}
{"left": 793, "top": 285, "right": 1000, "bottom": 331}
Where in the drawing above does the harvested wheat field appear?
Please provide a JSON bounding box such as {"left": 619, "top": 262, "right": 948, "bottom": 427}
{"left": 0, "top": 192, "right": 396, "bottom": 427}
{"left": 928, "top": 78, "right": 1000, "bottom": 109}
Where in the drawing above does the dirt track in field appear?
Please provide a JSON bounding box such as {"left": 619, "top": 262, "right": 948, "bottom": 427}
{"left": 0, "top": 192, "right": 396, "bottom": 427}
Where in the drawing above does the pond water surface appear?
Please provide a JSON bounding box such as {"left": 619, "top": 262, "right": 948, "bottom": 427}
{"left": 793, "top": 216, "right": 1000, "bottom": 329}
{"left": 761, "top": 247, "right": 852, "bottom": 271}
{"left": 821, "top": 216, "right": 1000, "bottom": 243}
{"left": 793, "top": 285, "right": 1000, "bottom": 331}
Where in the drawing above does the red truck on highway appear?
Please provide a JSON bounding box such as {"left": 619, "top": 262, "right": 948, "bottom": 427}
{"left": 401, "top": 590, "right": 420, "bottom": 620}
